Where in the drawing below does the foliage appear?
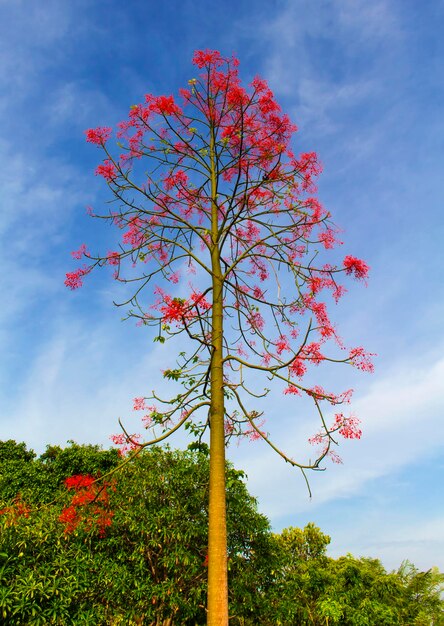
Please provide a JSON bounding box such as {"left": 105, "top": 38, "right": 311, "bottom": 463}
{"left": 0, "top": 441, "right": 273, "bottom": 625}
{"left": 0, "top": 439, "right": 120, "bottom": 504}
{"left": 2, "top": 441, "right": 444, "bottom": 625}
{"left": 265, "top": 525, "right": 444, "bottom": 625}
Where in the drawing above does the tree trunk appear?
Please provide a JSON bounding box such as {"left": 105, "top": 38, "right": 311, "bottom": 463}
{"left": 206, "top": 124, "right": 228, "bottom": 625}
{"left": 207, "top": 269, "right": 228, "bottom": 625}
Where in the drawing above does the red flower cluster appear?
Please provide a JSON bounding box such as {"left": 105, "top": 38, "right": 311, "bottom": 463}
{"left": 349, "top": 346, "right": 375, "bottom": 372}
{"left": 153, "top": 287, "right": 211, "bottom": 325}
{"left": 0, "top": 495, "right": 30, "bottom": 526}
{"left": 59, "top": 474, "right": 114, "bottom": 537}
{"left": 192, "top": 49, "right": 224, "bottom": 69}
{"left": 308, "top": 412, "right": 362, "bottom": 465}
{"left": 110, "top": 432, "right": 142, "bottom": 456}
{"left": 95, "top": 159, "right": 117, "bottom": 181}
{"left": 145, "top": 94, "right": 182, "bottom": 116}
{"left": 334, "top": 413, "right": 362, "bottom": 439}
{"left": 64, "top": 266, "right": 90, "bottom": 290}
{"left": 85, "top": 126, "right": 112, "bottom": 146}
{"left": 71, "top": 243, "right": 88, "bottom": 259}
{"left": 343, "top": 255, "right": 370, "bottom": 281}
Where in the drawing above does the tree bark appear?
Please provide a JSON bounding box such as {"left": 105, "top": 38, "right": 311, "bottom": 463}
{"left": 206, "top": 123, "right": 228, "bottom": 625}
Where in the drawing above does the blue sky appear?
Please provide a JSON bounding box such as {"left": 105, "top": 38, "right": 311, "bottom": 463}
{"left": 1, "top": 0, "right": 443, "bottom": 573}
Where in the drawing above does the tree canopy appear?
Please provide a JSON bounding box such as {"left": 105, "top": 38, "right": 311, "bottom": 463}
{"left": 1, "top": 440, "right": 443, "bottom": 625}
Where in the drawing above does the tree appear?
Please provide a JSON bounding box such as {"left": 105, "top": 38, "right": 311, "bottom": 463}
{"left": 66, "top": 49, "right": 372, "bottom": 624}
{"left": 0, "top": 441, "right": 274, "bottom": 625}
{"left": 269, "top": 523, "right": 333, "bottom": 624}
{"left": 396, "top": 560, "right": 444, "bottom": 625}
{"left": 266, "top": 529, "right": 444, "bottom": 625}
{"left": 2, "top": 442, "right": 444, "bottom": 624}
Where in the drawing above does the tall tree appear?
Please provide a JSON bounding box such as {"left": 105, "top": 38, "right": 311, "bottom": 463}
{"left": 66, "top": 49, "right": 372, "bottom": 624}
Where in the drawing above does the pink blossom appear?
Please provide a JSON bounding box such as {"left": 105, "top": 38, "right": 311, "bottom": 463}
{"left": 290, "top": 357, "right": 306, "bottom": 378}
{"left": 160, "top": 297, "right": 189, "bottom": 322}
{"left": 310, "top": 300, "right": 335, "bottom": 338}
{"left": 110, "top": 433, "right": 142, "bottom": 456}
{"left": 294, "top": 152, "right": 323, "bottom": 192}
{"left": 319, "top": 228, "right": 341, "bottom": 249}
{"left": 142, "top": 413, "right": 152, "bottom": 427}
{"left": 95, "top": 159, "right": 117, "bottom": 181}
{"left": 308, "top": 433, "right": 323, "bottom": 446}
{"left": 343, "top": 255, "right": 369, "bottom": 281}
{"left": 71, "top": 244, "right": 88, "bottom": 260}
{"left": 64, "top": 267, "right": 89, "bottom": 290}
{"left": 349, "top": 347, "right": 375, "bottom": 373}
{"left": 261, "top": 353, "right": 272, "bottom": 366}
{"left": 106, "top": 251, "right": 120, "bottom": 266}
{"left": 237, "top": 220, "right": 260, "bottom": 244}
{"left": 237, "top": 343, "right": 248, "bottom": 357}
{"left": 224, "top": 419, "right": 235, "bottom": 436}
{"left": 336, "top": 388, "right": 354, "bottom": 404}
{"left": 248, "top": 311, "right": 265, "bottom": 332}
{"left": 253, "top": 286, "right": 265, "bottom": 300}
{"left": 153, "top": 287, "right": 210, "bottom": 324}
{"left": 190, "top": 290, "right": 211, "bottom": 311}
{"left": 283, "top": 385, "right": 301, "bottom": 396}
{"left": 302, "top": 342, "right": 324, "bottom": 364}
{"left": 133, "top": 397, "right": 146, "bottom": 411}
{"left": 85, "top": 127, "right": 112, "bottom": 146}
{"left": 328, "top": 450, "right": 343, "bottom": 464}
{"left": 334, "top": 413, "right": 362, "bottom": 439}
{"left": 146, "top": 94, "right": 182, "bottom": 116}
{"left": 305, "top": 385, "right": 327, "bottom": 400}
{"left": 332, "top": 285, "right": 347, "bottom": 303}
{"left": 276, "top": 336, "right": 290, "bottom": 355}
{"left": 123, "top": 217, "right": 145, "bottom": 247}
{"left": 244, "top": 418, "right": 266, "bottom": 441}
{"left": 163, "top": 169, "right": 189, "bottom": 191}
{"left": 306, "top": 197, "right": 326, "bottom": 222}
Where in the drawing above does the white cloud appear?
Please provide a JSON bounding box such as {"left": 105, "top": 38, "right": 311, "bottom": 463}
{"left": 330, "top": 512, "right": 444, "bottom": 573}
{"left": 231, "top": 351, "right": 444, "bottom": 518}
{"left": 334, "top": 0, "right": 401, "bottom": 41}
{"left": 0, "top": 312, "right": 194, "bottom": 453}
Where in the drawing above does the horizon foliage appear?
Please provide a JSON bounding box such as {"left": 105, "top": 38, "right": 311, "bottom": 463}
{"left": 1, "top": 440, "right": 443, "bottom": 625}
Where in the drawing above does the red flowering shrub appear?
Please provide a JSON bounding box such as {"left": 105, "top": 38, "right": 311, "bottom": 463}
{"left": 59, "top": 474, "right": 115, "bottom": 537}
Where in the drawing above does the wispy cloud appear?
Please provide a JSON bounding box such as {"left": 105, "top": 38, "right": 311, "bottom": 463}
{"left": 231, "top": 350, "right": 444, "bottom": 515}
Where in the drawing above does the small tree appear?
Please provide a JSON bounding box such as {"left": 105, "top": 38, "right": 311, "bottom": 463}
{"left": 66, "top": 49, "right": 372, "bottom": 625}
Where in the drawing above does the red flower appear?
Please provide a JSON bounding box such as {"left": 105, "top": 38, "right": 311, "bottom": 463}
{"left": 133, "top": 397, "right": 146, "bottom": 411}
{"left": 64, "top": 266, "right": 89, "bottom": 290}
{"left": 349, "top": 347, "right": 375, "bottom": 372}
{"left": 71, "top": 243, "right": 88, "bottom": 259}
{"left": 85, "top": 127, "right": 112, "bottom": 146}
{"left": 59, "top": 474, "right": 115, "bottom": 537}
{"left": 145, "top": 94, "right": 182, "bottom": 116}
{"left": 95, "top": 159, "right": 117, "bottom": 181}
{"left": 290, "top": 357, "right": 307, "bottom": 378}
{"left": 284, "top": 385, "right": 301, "bottom": 396}
{"left": 106, "top": 251, "right": 120, "bottom": 266}
{"left": 65, "top": 474, "right": 95, "bottom": 490}
{"left": 343, "top": 255, "right": 369, "bottom": 281}
{"left": 334, "top": 413, "right": 362, "bottom": 439}
{"left": 192, "top": 49, "right": 223, "bottom": 69}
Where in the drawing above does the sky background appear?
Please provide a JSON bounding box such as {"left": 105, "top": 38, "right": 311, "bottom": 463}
{"left": 1, "top": 0, "right": 443, "bottom": 573}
